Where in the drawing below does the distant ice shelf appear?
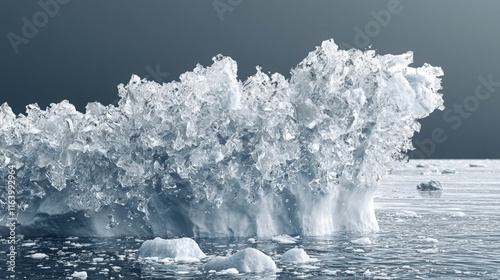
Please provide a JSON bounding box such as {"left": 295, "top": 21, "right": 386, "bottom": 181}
{"left": 0, "top": 39, "right": 444, "bottom": 237}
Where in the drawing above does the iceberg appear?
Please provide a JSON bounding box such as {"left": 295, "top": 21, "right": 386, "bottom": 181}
{"left": 0, "top": 39, "right": 443, "bottom": 237}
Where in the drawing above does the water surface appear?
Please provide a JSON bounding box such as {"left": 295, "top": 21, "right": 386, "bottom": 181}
{"left": 1, "top": 160, "right": 499, "bottom": 279}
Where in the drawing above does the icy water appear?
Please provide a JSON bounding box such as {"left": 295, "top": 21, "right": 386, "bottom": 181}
{"left": 1, "top": 160, "right": 499, "bottom": 279}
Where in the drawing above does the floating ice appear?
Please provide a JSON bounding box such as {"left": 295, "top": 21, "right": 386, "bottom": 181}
{"left": 422, "top": 237, "right": 438, "bottom": 243}
{"left": 29, "top": 253, "right": 49, "bottom": 259}
{"left": 71, "top": 271, "right": 88, "bottom": 279}
{"left": 449, "top": 212, "right": 466, "bottom": 217}
{"left": 441, "top": 168, "right": 456, "bottom": 174}
{"left": 417, "top": 180, "right": 443, "bottom": 191}
{"left": 418, "top": 248, "right": 438, "bottom": 254}
{"left": 0, "top": 39, "right": 443, "bottom": 237}
{"left": 323, "top": 269, "right": 338, "bottom": 275}
{"left": 281, "top": 248, "right": 312, "bottom": 263}
{"left": 351, "top": 237, "right": 372, "bottom": 245}
{"left": 395, "top": 210, "right": 420, "bottom": 218}
{"left": 203, "top": 248, "right": 276, "bottom": 273}
{"left": 216, "top": 268, "right": 239, "bottom": 275}
{"left": 138, "top": 237, "right": 205, "bottom": 259}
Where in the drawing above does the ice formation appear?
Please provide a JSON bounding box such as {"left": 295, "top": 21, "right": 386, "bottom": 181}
{"left": 417, "top": 180, "right": 443, "bottom": 191}
{"left": 203, "top": 248, "right": 276, "bottom": 273}
{"left": 138, "top": 237, "right": 205, "bottom": 259}
{"left": 71, "top": 271, "right": 88, "bottom": 279}
{"left": 0, "top": 39, "right": 443, "bottom": 237}
{"left": 351, "top": 237, "right": 372, "bottom": 245}
{"left": 281, "top": 248, "right": 312, "bottom": 263}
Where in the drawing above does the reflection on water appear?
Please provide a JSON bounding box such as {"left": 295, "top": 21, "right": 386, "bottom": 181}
{"left": 418, "top": 190, "right": 442, "bottom": 198}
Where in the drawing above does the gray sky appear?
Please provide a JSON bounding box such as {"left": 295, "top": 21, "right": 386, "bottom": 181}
{"left": 1, "top": 0, "right": 499, "bottom": 159}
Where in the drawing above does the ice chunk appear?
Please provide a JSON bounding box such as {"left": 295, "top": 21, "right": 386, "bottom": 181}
{"left": 203, "top": 248, "right": 276, "bottom": 273}
{"left": 469, "top": 163, "right": 485, "bottom": 167}
{"left": 441, "top": 168, "right": 456, "bottom": 174}
{"left": 418, "top": 248, "right": 438, "bottom": 254}
{"left": 422, "top": 237, "right": 438, "bottom": 243}
{"left": 417, "top": 180, "right": 443, "bottom": 191}
{"left": 395, "top": 210, "right": 419, "bottom": 218}
{"left": 71, "top": 271, "right": 88, "bottom": 279}
{"left": 216, "top": 268, "right": 239, "bottom": 275}
{"left": 29, "top": 253, "right": 49, "bottom": 259}
{"left": 345, "top": 270, "right": 356, "bottom": 275}
{"left": 323, "top": 269, "right": 338, "bottom": 275}
{"left": 449, "top": 212, "right": 466, "bottom": 217}
{"left": 138, "top": 237, "right": 205, "bottom": 259}
{"left": 281, "top": 248, "right": 312, "bottom": 263}
{"left": 351, "top": 237, "right": 372, "bottom": 245}
{"left": 0, "top": 39, "right": 444, "bottom": 237}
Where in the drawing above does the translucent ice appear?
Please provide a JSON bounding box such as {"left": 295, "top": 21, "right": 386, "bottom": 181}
{"left": 0, "top": 39, "right": 443, "bottom": 237}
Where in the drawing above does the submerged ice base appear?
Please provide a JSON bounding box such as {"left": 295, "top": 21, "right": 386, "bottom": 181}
{"left": 0, "top": 40, "right": 443, "bottom": 237}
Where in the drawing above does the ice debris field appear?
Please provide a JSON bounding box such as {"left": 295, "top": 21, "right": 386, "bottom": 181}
{"left": 138, "top": 237, "right": 311, "bottom": 274}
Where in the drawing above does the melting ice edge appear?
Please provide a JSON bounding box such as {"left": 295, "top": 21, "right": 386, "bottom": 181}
{"left": 0, "top": 40, "right": 443, "bottom": 237}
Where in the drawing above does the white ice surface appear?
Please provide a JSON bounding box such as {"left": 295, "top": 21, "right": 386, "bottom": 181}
{"left": 281, "top": 248, "right": 312, "bottom": 263}
{"left": 0, "top": 39, "right": 444, "bottom": 238}
{"left": 351, "top": 237, "right": 372, "bottom": 245}
{"left": 29, "top": 253, "right": 49, "bottom": 259}
{"left": 71, "top": 271, "right": 87, "bottom": 279}
{"left": 203, "top": 248, "right": 276, "bottom": 273}
{"left": 138, "top": 237, "right": 206, "bottom": 259}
